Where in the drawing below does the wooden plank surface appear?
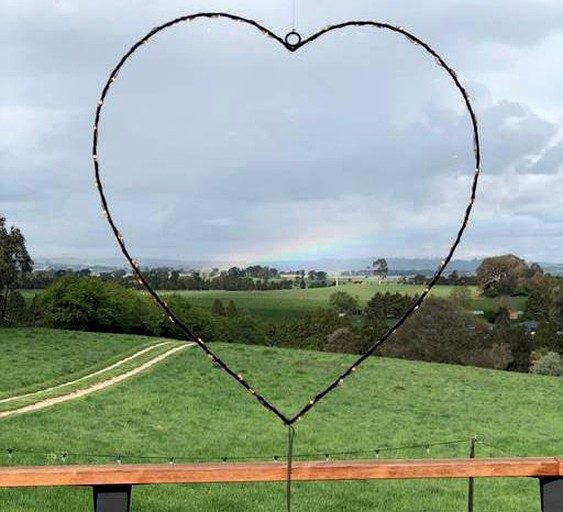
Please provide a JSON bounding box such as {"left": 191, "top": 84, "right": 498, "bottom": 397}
{"left": 0, "top": 458, "right": 561, "bottom": 488}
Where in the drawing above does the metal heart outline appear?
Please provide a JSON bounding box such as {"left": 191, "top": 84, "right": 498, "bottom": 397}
{"left": 92, "top": 12, "right": 481, "bottom": 426}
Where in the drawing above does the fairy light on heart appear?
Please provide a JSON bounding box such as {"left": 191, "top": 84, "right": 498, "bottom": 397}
{"left": 92, "top": 12, "right": 481, "bottom": 427}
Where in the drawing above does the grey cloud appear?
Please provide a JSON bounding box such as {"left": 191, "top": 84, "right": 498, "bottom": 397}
{"left": 527, "top": 143, "right": 563, "bottom": 174}
{"left": 479, "top": 100, "right": 559, "bottom": 174}
{"left": 2, "top": 0, "right": 563, "bottom": 262}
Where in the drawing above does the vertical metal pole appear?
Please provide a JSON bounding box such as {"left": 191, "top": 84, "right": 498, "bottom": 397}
{"left": 539, "top": 477, "right": 563, "bottom": 512}
{"left": 93, "top": 485, "right": 132, "bottom": 512}
{"left": 467, "top": 436, "right": 476, "bottom": 512}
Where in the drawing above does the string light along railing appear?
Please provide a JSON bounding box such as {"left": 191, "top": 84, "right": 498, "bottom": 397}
{"left": 2, "top": 438, "right": 475, "bottom": 465}
{"left": 92, "top": 13, "right": 481, "bottom": 427}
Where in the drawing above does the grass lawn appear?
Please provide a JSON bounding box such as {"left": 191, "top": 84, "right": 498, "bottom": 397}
{"left": 0, "top": 330, "right": 561, "bottom": 510}
{"left": 0, "top": 328, "right": 158, "bottom": 399}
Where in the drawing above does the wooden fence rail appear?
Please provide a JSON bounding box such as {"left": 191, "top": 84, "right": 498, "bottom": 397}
{"left": 0, "top": 458, "right": 562, "bottom": 511}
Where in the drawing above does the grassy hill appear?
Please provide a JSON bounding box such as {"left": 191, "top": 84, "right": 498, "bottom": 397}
{"left": 0, "top": 328, "right": 158, "bottom": 398}
{"left": 0, "top": 329, "right": 560, "bottom": 511}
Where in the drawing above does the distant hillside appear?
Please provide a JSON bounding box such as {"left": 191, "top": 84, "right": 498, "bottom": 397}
{"left": 33, "top": 256, "right": 563, "bottom": 275}
{"left": 257, "top": 257, "right": 483, "bottom": 274}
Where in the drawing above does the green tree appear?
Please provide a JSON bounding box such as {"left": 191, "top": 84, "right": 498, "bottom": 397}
{"left": 360, "top": 308, "right": 389, "bottom": 354}
{"left": 365, "top": 292, "right": 412, "bottom": 319}
{"left": 449, "top": 286, "right": 472, "bottom": 309}
{"left": 525, "top": 272, "right": 553, "bottom": 321}
{"left": 0, "top": 217, "right": 33, "bottom": 322}
{"left": 382, "top": 298, "right": 489, "bottom": 365}
{"left": 4, "top": 290, "right": 26, "bottom": 324}
{"left": 549, "top": 283, "right": 563, "bottom": 328}
{"left": 226, "top": 300, "right": 238, "bottom": 317}
{"left": 40, "top": 276, "right": 159, "bottom": 334}
{"left": 270, "top": 309, "right": 351, "bottom": 351}
{"left": 533, "top": 321, "right": 561, "bottom": 353}
{"left": 372, "top": 258, "right": 388, "bottom": 281}
{"left": 329, "top": 291, "right": 359, "bottom": 316}
{"left": 476, "top": 254, "right": 532, "bottom": 297}
{"left": 211, "top": 299, "right": 226, "bottom": 316}
{"left": 324, "top": 327, "right": 360, "bottom": 354}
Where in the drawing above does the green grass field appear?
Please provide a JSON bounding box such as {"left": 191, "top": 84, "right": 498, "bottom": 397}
{"left": 0, "top": 329, "right": 158, "bottom": 399}
{"left": 163, "top": 284, "right": 527, "bottom": 321}
{"left": 20, "top": 284, "right": 528, "bottom": 322}
{"left": 0, "top": 328, "right": 560, "bottom": 511}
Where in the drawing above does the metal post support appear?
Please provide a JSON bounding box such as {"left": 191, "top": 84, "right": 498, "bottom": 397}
{"left": 540, "top": 477, "right": 563, "bottom": 512}
{"left": 467, "top": 437, "right": 476, "bottom": 512}
{"left": 93, "top": 485, "right": 132, "bottom": 512}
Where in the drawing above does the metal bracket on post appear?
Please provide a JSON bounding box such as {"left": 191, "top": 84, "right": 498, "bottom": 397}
{"left": 540, "top": 477, "right": 563, "bottom": 512}
{"left": 93, "top": 485, "right": 132, "bottom": 512}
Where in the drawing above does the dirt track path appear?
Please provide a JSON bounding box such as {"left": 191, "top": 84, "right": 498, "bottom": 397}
{"left": 0, "top": 341, "right": 174, "bottom": 404}
{"left": 0, "top": 343, "right": 192, "bottom": 418}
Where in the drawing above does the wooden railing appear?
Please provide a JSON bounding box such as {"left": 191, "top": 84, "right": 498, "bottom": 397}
{"left": 1, "top": 458, "right": 562, "bottom": 511}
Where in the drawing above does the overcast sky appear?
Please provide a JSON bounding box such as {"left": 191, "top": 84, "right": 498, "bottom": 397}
{"left": 2, "top": 0, "right": 563, "bottom": 266}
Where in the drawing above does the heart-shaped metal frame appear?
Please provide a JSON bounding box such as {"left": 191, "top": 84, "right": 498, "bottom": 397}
{"left": 92, "top": 12, "right": 481, "bottom": 426}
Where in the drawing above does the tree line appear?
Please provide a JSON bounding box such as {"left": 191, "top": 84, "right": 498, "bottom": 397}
{"left": 4, "top": 274, "right": 561, "bottom": 376}
{"left": 1, "top": 217, "right": 562, "bottom": 375}
{"left": 18, "top": 266, "right": 333, "bottom": 291}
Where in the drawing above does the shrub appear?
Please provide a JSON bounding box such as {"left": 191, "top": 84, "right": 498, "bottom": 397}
{"left": 41, "top": 276, "right": 159, "bottom": 334}
{"left": 529, "top": 351, "right": 562, "bottom": 376}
